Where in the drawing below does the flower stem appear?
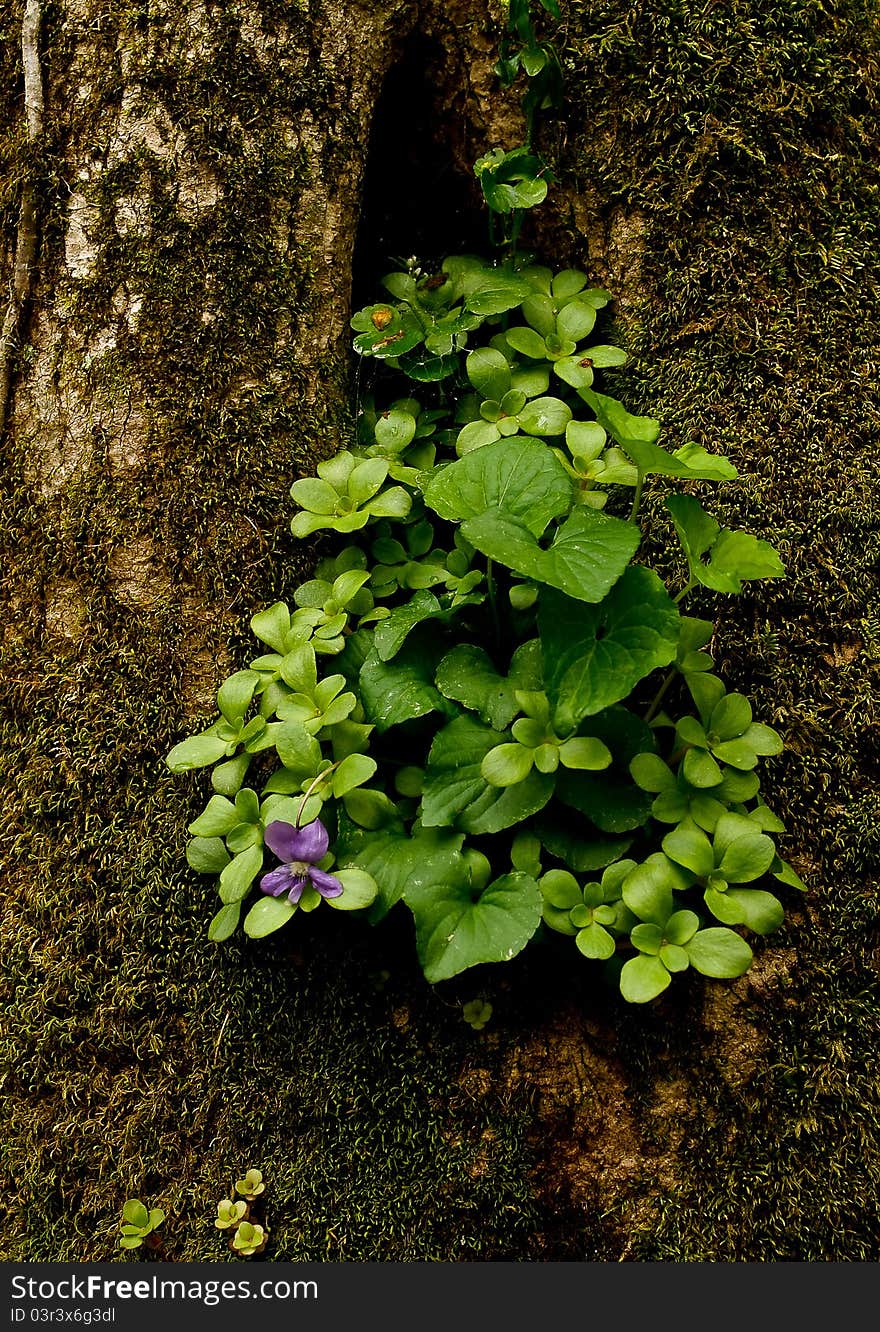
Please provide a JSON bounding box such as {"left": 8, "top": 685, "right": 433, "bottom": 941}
{"left": 644, "top": 667, "right": 677, "bottom": 723}
{"left": 486, "top": 558, "right": 502, "bottom": 648}
{"left": 296, "top": 764, "right": 339, "bottom": 826}
{"left": 629, "top": 473, "right": 645, "bottom": 522}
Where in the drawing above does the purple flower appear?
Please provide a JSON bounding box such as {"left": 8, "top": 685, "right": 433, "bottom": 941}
{"left": 260, "top": 818, "right": 343, "bottom": 906}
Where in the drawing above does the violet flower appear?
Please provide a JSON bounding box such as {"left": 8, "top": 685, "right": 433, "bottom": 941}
{"left": 260, "top": 818, "right": 343, "bottom": 905}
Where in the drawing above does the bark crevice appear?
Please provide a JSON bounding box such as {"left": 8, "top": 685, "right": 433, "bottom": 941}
{"left": 0, "top": 0, "right": 43, "bottom": 438}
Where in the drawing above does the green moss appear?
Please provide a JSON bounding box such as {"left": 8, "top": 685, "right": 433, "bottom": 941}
{"left": 2, "top": 0, "right": 879, "bottom": 1261}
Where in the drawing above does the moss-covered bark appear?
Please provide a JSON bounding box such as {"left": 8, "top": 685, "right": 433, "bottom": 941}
{"left": 1, "top": 0, "right": 878, "bottom": 1260}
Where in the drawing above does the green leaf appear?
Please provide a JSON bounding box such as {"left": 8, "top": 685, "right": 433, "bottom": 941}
{"left": 434, "top": 639, "right": 543, "bottom": 735}
{"left": 374, "top": 409, "right": 417, "bottom": 451}
{"left": 583, "top": 391, "right": 736, "bottom": 481}
{"left": 629, "top": 753, "right": 676, "bottom": 793}
{"left": 580, "top": 388, "right": 661, "bottom": 449}
{"left": 580, "top": 344, "right": 628, "bottom": 369}
{"left": 620, "top": 954, "right": 671, "bottom": 1003}
{"left": 217, "top": 670, "right": 260, "bottom": 723}
{"left": 358, "top": 636, "right": 447, "bottom": 732}
{"left": 122, "top": 1201, "right": 149, "bottom": 1229}
{"left": 207, "top": 901, "right": 241, "bottom": 942}
{"left": 243, "top": 895, "right": 297, "bottom": 938}
{"left": 553, "top": 356, "right": 596, "bottom": 389}
{"left": 188, "top": 795, "right": 239, "bottom": 837}
{"left": 539, "top": 868, "right": 582, "bottom": 909}
{"left": 166, "top": 733, "right": 230, "bottom": 773}
{"left": 710, "top": 737, "right": 760, "bottom": 769}
{"left": 630, "top": 922, "right": 664, "bottom": 955}
{"left": 659, "top": 943, "right": 689, "bottom": 973}
{"left": 481, "top": 742, "right": 535, "bottom": 787}
{"left": 558, "top": 737, "right": 612, "bottom": 770}
{"left": 330, "top": 753, "right": 377, "bottom": 798}
{"left": 211, "top": 753, "right": 252, "bottom": 797}
{"left": 456, "top": 419, "right": 501, "bottom": 453}
{"left": 742, "top": 722, "right": 784, "bottom": 756}
{"left": 460, "top": 505, "right": 639, "bottom": 604}
{"left": 688, "top": 672, "right": 727, "bottom": 721}
{"left": 662, "top": 825, "right": 715, "bottom": 877}
{"left": 717, "top": 828, "right": 776, "bottom": 883}
{"left": 666, "top": 494, "right": 784, "bottom": 593}
{"left": 773, "top": 858, "right": 807, "bottom": 892}
{"left": 338, "top": 826, "right": 464, "bottom": 920}
{"left": 551, "top": 269, "right": 587, "bottom": 299}
{"left": 556, "top": 300, "right": 597, "bottom": 342}
{"left": 219, "top": 844, "right": 264, "bottom": 904}
{"left": 622, "top": 857, "right": 675, "bottom": 924}
{"left": 665, "top": 909, "right": 700, "bottom": 946}
{"left": 466, "top": 347, "right": 511, "bottom": 400}
{"left": 540, "top": 568, "right": 679, "bottom": 732}
{"left": 555, "top": 708, "right": 655, "bottom": 832}
{"left": 373, "top": 590, "right": 444, "bottom": 660}
{"left": 421, "top": 715, "right": 554, "bottom": 834}
{"left": 327, "top": 867, "right": 379, "bottom": 911}
{"left": 685, "top": 927, "right": 753, "bottom": 978}
{"left": 715, "top": 887, "right": 785, "bottom": 934}
{"left": 423, "top": 435, "right": 572, "bottom": 536}
{"left": 517, "top": 396, "right": 572, "bottom": 437}
{"left": 343, "top": 788, "right": 400, "bottom": 830}
{"left": 504, "top": 326, "right": 548, "bottom": 360}
{"left": 435, "top": 645, "right": 520, "bottom": 730}
{"left": 251, "top": 602, "right": 292, "bottom": 653}
{"left": 186, "top": 836, "right": 231, "bottom": 874}
{"left": 710, "top": 693, "right": 753, "bottom": 740}
{"left": 273, "top": 721, "right": 322, "bottom": 775}
{"left": 682, "top": 747, "right": 724, "bottom": 788}
{"left": 464, "top": 270, "right": 533, "bottom": 315}
{"left": 406, "top": 872, "right": 543, "bottom": 983}
{"left": 576, "top": 922, "right": 617, "bottom": 960}
{"left": 533, "top": 814, "right": 633, "bottom": 872}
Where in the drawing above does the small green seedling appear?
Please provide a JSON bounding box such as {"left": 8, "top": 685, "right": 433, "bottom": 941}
{"left": 463, "top": 999, "right": 493, "bottom": 1031}
{"left": 119, "top": 1199, "right": 165, "bottom": 1252}
{"left": 231, "top": 1222, "right": 269, "bottom": 1257}
{"left": 215, "top": 1199, "right": 248, "bottom": 1230}
{"left": 235, "top": 1168, "right": 266, "bottom": 1201}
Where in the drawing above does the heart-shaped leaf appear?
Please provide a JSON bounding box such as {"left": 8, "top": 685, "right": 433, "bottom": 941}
{"left": 406, "top": 871, "right": 543, "bottom": 982}
{"left": 423, "top": 435, "right": 572, "bottom": 536}
{"left": 540, "top": 568, "right": 679, "bottom": 732}
{"left": 460, "top": 506, "right": 639, "bottom": 604}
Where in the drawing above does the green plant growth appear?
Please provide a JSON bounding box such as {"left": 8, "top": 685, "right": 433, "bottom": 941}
{"left": 118, "top": 1199, "right": 165, "bottom": 1253}
{"left": 214, "top": 1168, "right": 269, "bottom": 1257}
{"left": 167, "top": 0, "right": 804, "bottom": 1003}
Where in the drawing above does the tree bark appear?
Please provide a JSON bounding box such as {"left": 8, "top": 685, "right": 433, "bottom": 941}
{"left": 2, "top": 0, "right": 878, "bottom": 1261}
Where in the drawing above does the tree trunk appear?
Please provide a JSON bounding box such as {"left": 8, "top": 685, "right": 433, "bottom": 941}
{"left": 2, "top": 0, "right": 878, "bottom": 1260}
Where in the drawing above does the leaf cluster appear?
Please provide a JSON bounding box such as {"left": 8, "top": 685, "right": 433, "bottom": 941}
{"left": 167, "top": 253, "right": 799, "bottom": 1002}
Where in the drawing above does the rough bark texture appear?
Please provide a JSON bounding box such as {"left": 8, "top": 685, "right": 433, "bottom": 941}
{"left": 1, "top": 0, "right": 879, "bottom": 1260}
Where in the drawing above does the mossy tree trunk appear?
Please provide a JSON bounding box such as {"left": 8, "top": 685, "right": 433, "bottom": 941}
{"left": 2, "top": 0, "right": 879, "bottom": 1260}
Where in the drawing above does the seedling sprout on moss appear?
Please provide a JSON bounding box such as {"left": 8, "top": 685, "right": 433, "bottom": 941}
{"left": 118, "top": 1199, "right": 165, "bottom": 1253}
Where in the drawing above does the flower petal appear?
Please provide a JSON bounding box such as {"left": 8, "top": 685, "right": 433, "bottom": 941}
{"left": 309, "top": 866, "right": 344, "bottom": 899}
{"left": 263, "top": 820, "right": 303, "bottom": 862}
{"left": 260, "top": 866, "right": 294, "bottom": 897}
{"left": 288, "top": 818, "right": 330, "bottom": 864}
{"left": 287, "top": 876, "right": 308, "bottom": 905}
